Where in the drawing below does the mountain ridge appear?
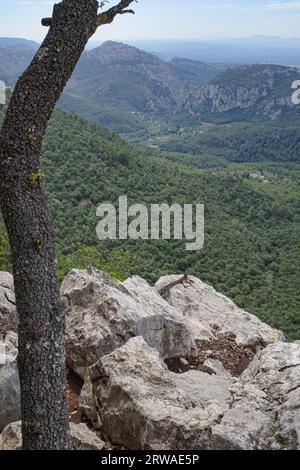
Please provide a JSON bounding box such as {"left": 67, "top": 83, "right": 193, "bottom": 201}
{"left": 0, "top": 37, "right": 39, "bottom": 49}
{"left": 1, "top": 39, "right": 300, "bottom": 131}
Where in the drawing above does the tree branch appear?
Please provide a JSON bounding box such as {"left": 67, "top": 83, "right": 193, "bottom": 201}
{"left": 41, "top": 17, "right": 52, "bottom": 27}
{"left": 42, "top": 1, "right": 137, "bottom": 28}
{"left": 97, "top": 0, "right": 137, "bottom": 26}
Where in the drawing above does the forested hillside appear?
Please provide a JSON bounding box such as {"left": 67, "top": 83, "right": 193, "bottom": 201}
{"left": 1, "top": 109, "right": 298, "bottom": 339}
{"left": 154, "top": 122, "right": 300, "bottom": 163}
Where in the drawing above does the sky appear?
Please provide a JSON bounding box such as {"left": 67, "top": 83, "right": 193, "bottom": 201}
{"left": 1, "top": 0, "right": 300, "bottom": 42}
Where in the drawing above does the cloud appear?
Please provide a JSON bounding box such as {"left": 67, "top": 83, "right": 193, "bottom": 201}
{"left": 197, "top": 1, "right": 300, "bottom": 11}
{"left": 262, "top": 1, "right": 300, "bottom": 9}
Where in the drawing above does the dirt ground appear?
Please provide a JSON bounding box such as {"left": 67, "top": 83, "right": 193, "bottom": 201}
{"left": 165, "top": 332, "right": 256, "bottom": 377}
{"left": 67, "top": 369, "right": 83, "bottom": 424}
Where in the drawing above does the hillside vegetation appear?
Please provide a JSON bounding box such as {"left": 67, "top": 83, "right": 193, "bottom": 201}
{"left": 154, "top": 122, "right": 300, "bottom": 163}
{"left": 2, "top": 40, "right": 300, "bottom": 134}
{"left": 1, "top": 109, "right": 299, "bottom": 339}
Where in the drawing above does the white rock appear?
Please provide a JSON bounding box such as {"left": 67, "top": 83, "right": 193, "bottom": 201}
{"left": 0, "top": 272, "right": 17, "bottom": 335}
{"left": 70, "top": 423, "right": 105, "bottom": 450}
{"left": 179, "top": 357, "right": 189, "bottom": 367}
{"left": 155, "top": 275, "right": 284, "bottom": 347}
{"left": 201, "top": 358, "right": 231, "bottom": 377}
{"left": 62, "top": 269, "right": 195, "bottom": 378}
{"left": 81, "top": 336, "right": 300, "bottom": 450}
{"left": 80, "top": 336, "right": 233, "bottom": 450}
{"left": 0, "top": 421, "right": 22, "bottom": 450}
{"left": 0, "top": 332, "right": 20, "bottom": 432}
{"left": 241, "top": 342, "right": 300, "bottom": 450}
{"left": 211, "top": 407, "right": 272, "bottom": 450}
{"left": 0, "top": 421, "right": 105, "bottom": 450}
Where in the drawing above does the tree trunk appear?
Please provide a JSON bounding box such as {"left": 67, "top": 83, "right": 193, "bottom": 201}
{"left": 0, "top": 0, "right": 98, "bottom": 450}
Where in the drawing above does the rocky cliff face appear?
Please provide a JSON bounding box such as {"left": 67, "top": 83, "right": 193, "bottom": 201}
{"left": 1, "top": 269, "right": 299, "bottom": 450}
{"left": 67, "top": 47, "right": 300, "bottom": 122}
{"left": 2, "top": 41, "right": 300, "bottom": 127}
{"left": 189, "top": 64, "right": 300, "bottom": 120}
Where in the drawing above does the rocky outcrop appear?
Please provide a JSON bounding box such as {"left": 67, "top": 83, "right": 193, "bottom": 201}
{"left": 192, "top": 83, "right": 272, "bottom": 113}
{"left": 0, "top": 421, "right": 105, "bottom": 450}
{"left": 0, "top": 268, "right": 296, "bottom": 451}
{"left": 80, "top": 337, "right": 232, "bottom": 449}
{"left": 63, "top": 270, "right": 283, "bottom": 380}
{"left": 0, "top": 421, "right": 22, "bottom": 451}
{"left": 0, "top": 332, "right": 20, "bottom": 432}
{"left": 80, "top": 337, "right": 300, "bottom": 450}
{"left": 62, "top": 269, "right": 195, "bottom": 378}
{"left": 155, "top": 275, "right": 284, "bottom": 348}
{"left": 189, "top": 64, "right": 300, "bottom": 120}
{"left": 0, "top": 272, "right": 17, "bottom": 335}
{"left": 71, "top": 423, "right": 105, "bottom": 450}
{"left": 239, "top": 342, "right": 300, "bottom": 450}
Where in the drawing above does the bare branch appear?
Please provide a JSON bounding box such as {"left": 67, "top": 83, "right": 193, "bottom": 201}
{"left": 97, "top": 0, "right": 137, "bottom": 26}
{"left": 41, "top": 17, "right": 53, "bottom": 27}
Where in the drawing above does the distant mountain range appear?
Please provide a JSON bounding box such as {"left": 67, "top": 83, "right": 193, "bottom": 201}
{"left": 125, "top": 37, "right": 300, "bottom": 66}
{"left": 59, "top": 41, "right": 224, "bottom": 131}
{"left": 0, "top": 44, "right": 36, "bottom": 86}
{"left": 0, "top": 37, "right": 39, "bottom": 49}
{"left": 1, "top": 38, "right": 300, "bottom": 131}
{"left": 59, "top": 42, "right": 300, "bottom": 129}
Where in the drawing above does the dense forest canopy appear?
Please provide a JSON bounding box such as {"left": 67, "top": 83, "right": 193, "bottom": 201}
{"left": 1, "top": 108, "right": 298, "bottom": 340}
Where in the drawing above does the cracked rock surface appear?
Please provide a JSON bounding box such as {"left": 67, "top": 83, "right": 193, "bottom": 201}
{"left": 62, "top": 270, "right": 195, "bottom": 378}
{"left": 155, "top": 275, "right": 284, "bottom": 347}
{"left": 81, "top": 337, "right": 300, "bottom": 450}
{"left": 0, "top": 269, "right": 297, "bottom": 450}
{"left": 0, "top": 421, "right": 105, "bottom": 450}
{"left": 0, "top": 272, "right": 17, "bottom": 335}
{"left": 0, "top": 332, "right": 20, "bottom": 432}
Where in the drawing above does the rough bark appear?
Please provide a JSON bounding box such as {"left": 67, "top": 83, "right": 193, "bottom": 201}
{"left": 0, "top": 0, "right": 99, "bottom": 450}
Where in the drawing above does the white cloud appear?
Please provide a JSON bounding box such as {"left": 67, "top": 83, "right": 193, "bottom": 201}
{"left": 262, "top": 1, "right": 300, "bottom": 9}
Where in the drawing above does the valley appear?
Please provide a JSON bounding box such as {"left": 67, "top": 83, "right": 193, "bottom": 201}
{"left": 0, "top": 38, "right": 299, "bottom": 342}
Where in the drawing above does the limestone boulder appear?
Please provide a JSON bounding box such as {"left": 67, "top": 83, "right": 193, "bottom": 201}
{"left": 0, "top": 272, "right": 17, "bottom": 335}
{"left": 0, "top": 332, "right": 20, "bottom": 432}
{"left": 155, "top": 275, "right": 284, "bottom": 348}
{"left": 62, "top": 269, "right": 195, "bottom": 378}
{"left": 80, "top": 336, "right": 233, "bottom": 449}
{"left": 80, "top": 337, "right": 300, "bottom": 450}
{"left": 0, "top": 421, "right": 105, "bottom": 450}
{"left": 240, "top": 342, "right": 300, "bottom": 450}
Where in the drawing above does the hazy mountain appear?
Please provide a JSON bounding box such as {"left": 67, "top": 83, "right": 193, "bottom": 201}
{"left": 60, "top": 41, "right": 224, "bottom": 131}
{"left": 169, "top": 58, "right": 223, "bottom": 86}
{"left": 127, "top": 38, "right": 300, "bottom": 66}
{"left": 63, "top": 43, "right": 300, "bottom": 128}
{"left": 215, "top": 36, "right": 300, "bottom": 49}
{"left": 0, "top": 39, "right": 219, "bottom": 130}
{"left": 0, "top": 37, "right": 39, "bottom": 49}
{"left": 65, "top": 41, "right": 188, "bottom": 115}
{"left": 0, "top": 45, "right": 36, "bottom": 86}
{"left": 1, "top": 38, "right": 300, "bottom": 131}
